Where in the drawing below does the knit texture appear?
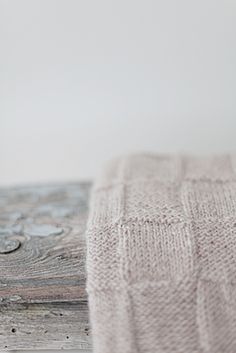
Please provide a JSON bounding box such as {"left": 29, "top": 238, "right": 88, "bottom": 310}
{"left": 86, "top": 154, "right": 236, "bottom": 353}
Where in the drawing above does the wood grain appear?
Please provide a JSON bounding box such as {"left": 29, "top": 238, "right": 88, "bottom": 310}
{"left": 0, "top": 183, "right": 92, "bottom": 351}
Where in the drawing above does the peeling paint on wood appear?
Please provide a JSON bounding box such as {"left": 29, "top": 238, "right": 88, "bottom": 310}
{"left": 0, "top": 237, "right": 21, "bottom": 254}
{"left": 24, "top": 224, "right": 64, "bottom": 237}
{"left": 0, "top": 182, "right": 92, "bottom": 351}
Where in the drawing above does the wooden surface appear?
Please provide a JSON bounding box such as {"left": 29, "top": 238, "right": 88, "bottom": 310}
{"left": 0, "top": 183, "right": 92, "bottom": 351}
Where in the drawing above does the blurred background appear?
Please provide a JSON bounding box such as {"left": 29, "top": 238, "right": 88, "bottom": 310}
{"left": 1, "top": 0, "right": 236, "bottom": 186}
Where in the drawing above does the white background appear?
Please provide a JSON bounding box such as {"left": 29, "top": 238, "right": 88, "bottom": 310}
{"left": 1, "top": 0, "right": 236, "bottom": 186}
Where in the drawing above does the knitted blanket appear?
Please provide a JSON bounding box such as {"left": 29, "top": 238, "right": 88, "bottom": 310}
{"left": 86, "top": 154, "right": 236, "bottom": 353}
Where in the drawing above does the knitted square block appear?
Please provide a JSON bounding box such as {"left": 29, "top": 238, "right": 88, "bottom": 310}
{"left": 122, "top": 154, "right": 182, "bottom": 182}
{"left": 124, "top": 180, "right": 185, "bottom": 223}
{"left": 130, "top": 278, "right": 198, "bottom": 353}
{"left": 120, "top": 222, "right": 194, "bottom": 283}
{"left": 182, "top": 180, "right": 236, "bottom": 219}
{"left": 195, "top": 218, "right": 236, "bottom": 281}
{"left": 197, "top": 279, "right": 236, "bottom": 353}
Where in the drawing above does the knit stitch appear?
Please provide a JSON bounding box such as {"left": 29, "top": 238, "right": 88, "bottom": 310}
{"left": 86, "top": 154, "right": 236, "bottom": 353}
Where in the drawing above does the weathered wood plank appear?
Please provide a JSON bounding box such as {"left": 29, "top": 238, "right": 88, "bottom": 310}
{"left": 0, "top": 302, "right": 90, "bottom": 350}
{"left": 0, "top": 183, "right": 92, "bottom": 350}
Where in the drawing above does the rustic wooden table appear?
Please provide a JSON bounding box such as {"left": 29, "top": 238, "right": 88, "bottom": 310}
{"left": 0, "top": 183, "right": 92, "bottom": 351}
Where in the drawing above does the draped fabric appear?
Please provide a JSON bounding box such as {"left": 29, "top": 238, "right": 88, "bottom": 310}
{"left": 86, "top": 154, "right": 236, "bottom": 353}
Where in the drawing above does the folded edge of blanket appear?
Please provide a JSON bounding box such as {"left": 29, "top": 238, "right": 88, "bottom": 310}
{"left": 86, "top": 154, "right": 236, "bottom": 353}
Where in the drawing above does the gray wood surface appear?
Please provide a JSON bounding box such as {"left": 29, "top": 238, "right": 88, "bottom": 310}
{"left": 0, "top": 183, "right": 92, "bottom": 351}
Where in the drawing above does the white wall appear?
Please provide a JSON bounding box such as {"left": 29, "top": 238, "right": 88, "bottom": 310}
{"left": 1, "top": 0, "right": 236, "bottom": 186}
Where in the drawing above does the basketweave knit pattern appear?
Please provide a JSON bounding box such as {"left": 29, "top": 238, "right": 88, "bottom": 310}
{"left": 86, "top": 154, "right": 236, "bottom": 353}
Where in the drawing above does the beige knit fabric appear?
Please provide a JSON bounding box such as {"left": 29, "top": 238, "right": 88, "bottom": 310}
{"left": 86, "top": 154, "right": 236, "bottom": 353}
